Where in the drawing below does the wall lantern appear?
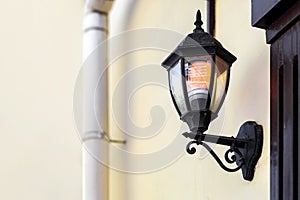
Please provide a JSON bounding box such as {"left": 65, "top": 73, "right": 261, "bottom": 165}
{"left": 161, "top": 10, "right": 263, "bottom": 181}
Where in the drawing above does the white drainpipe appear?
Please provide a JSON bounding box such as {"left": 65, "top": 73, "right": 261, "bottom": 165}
{"left": 82, "top": 1, "right": 113, "bottom": 200}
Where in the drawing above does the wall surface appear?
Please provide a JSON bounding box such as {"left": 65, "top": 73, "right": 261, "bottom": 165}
{"left": 0, "top": 1, "right": 83, "bottom": 199}
{"left": 108, "top": 0, "right": 269, "bottom": 200}
{"left": 0, "top": 0, "right": 269, "bottom": 199}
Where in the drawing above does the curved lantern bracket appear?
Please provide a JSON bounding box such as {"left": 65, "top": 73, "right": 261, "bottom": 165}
{"left": 183, "top": 121, "right": 263, "bottom": 181}
{"left": 186, "top": 140, "right": 244, "bottom": 172}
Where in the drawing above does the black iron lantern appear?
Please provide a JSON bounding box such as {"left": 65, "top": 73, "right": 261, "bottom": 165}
{"left": 161, "top": 10, "right": 263, "bottom": 181}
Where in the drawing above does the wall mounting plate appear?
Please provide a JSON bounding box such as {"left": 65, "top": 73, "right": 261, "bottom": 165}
{"left": 235, "top": 121, "right": 263, "bottom": 181}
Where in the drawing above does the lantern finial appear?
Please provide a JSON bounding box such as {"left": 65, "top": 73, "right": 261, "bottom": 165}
{"left": 194, "top": 10, "right": 204, "bottom": 32}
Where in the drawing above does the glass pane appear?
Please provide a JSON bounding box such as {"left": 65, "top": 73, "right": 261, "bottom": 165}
{"left": 185, "top": 56, "right": 212, "bottom": 111}
{"left": 210, "top": 56, "right": 229, "bottom": 113}
{"left": 169, "top": 60, "right": 187, "bottom": 114}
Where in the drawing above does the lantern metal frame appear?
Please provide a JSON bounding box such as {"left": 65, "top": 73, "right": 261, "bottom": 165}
{"left": 161, "top": 10, "right": 263, "bottom": 181}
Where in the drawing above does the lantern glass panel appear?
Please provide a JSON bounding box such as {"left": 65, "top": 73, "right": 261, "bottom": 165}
{"left": 184, "top": 55, "right": 213, "bottom": 111}
{"left": 210, "top": 56, "right": 229, "bottom": 113}
{"left": 169, "top": 59, "right": 187, "bottom": 114}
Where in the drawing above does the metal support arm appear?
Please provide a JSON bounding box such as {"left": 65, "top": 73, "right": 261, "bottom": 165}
{"left": 183, "top": 132, "right": 248, "bottom": 148}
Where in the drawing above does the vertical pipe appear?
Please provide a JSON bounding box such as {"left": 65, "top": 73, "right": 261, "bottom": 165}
{"left": 207, "top": 0, "right": 216, "bottom": 36}
{"left": 82, "top": 6, "right": 108, "bottom": 200}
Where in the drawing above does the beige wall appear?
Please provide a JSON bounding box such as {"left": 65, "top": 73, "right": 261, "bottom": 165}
{"left": 109, "top": 0, "right": 269, "bottom": 200}
{"left": 0, "top": 0, "right": 269, "bottom": 199}
{"left": 0, "top": 1, "right": 83, "bottom": 199}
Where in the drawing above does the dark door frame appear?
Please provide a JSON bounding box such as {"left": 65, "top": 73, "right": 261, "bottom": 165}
{"left": 251, "top": 1, "right": 300, "bottom": 200}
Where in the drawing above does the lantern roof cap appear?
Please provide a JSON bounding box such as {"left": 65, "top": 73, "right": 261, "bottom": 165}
{"left": 162, "top": 10, "right": 237, "bottom": 69}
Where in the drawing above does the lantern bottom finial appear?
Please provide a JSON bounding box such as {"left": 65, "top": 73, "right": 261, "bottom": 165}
{"left": 181, "top": 110, "right": 212, "bottom": 133}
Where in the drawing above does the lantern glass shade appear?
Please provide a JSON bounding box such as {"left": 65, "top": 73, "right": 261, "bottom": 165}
{"left": 184, "top": 55, "right": 212, "bottom": 112}
{"left": 167, "top": 54, "right": 231, "bottom": 122}
{"left": 168, "top": 59, "right": 188, "bottom": 115}
{"left": 209, "top": 56, "right": 230, "bottom": 114}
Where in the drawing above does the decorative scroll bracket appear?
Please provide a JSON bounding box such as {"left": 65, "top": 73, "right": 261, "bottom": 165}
{"left": 183, "top": 121, "right": 263, "bottom": 181}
